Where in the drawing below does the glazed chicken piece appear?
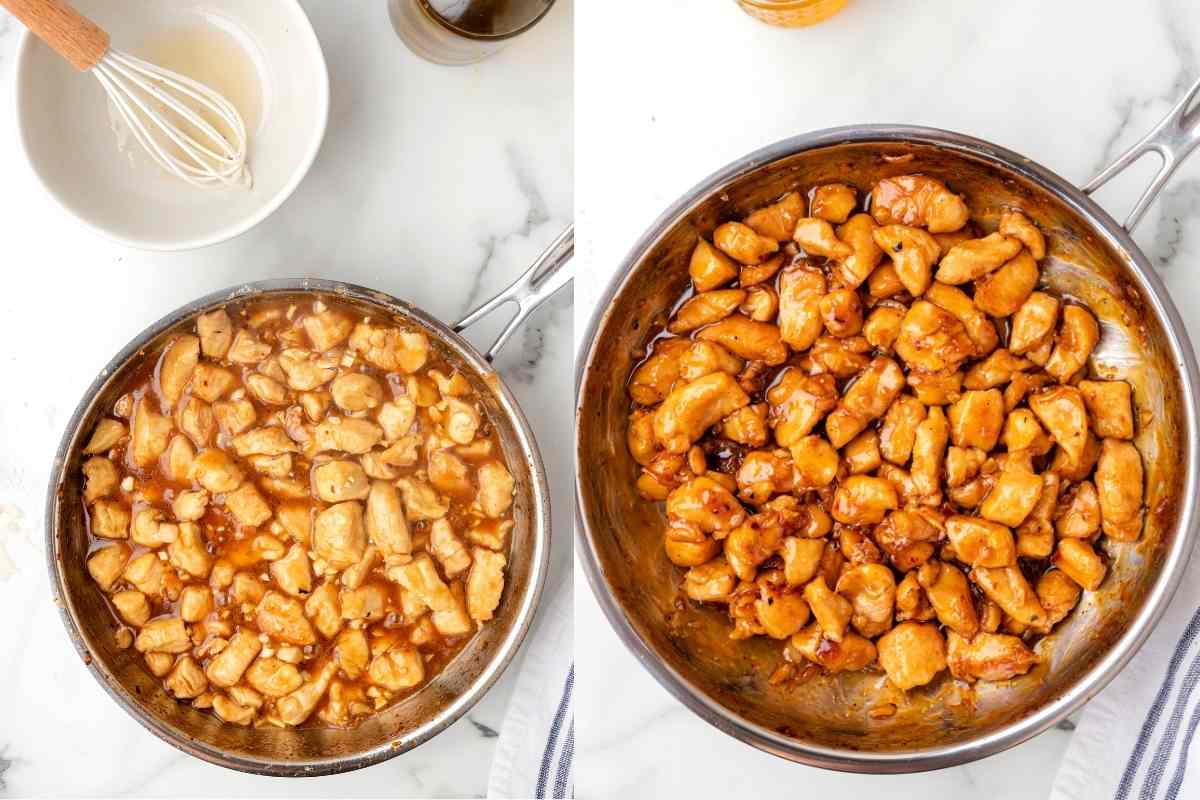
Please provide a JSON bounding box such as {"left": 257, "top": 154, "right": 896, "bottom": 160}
{"left": 946, "top": 631, "right": 1037, "bottom": 682}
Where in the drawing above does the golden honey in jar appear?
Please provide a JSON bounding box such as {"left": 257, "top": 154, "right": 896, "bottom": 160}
{"left": 736, "top": 0, "right": 849, "bottom": 27}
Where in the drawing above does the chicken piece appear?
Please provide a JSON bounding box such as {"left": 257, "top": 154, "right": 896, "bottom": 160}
{"left": 835, "top": 213, "right": 884, "bottom": 288}
{"left": 998, "top": 210, "right": 1047, "bottom": 259}
{"left": 652, "top": 372, "right": 750, "bottom": 454}
{"left": 776, "top": 266, "right": 827, "bottom": 351}
{"left": 818, "top": 289, "right": 864, "bottom": 338}
{"left": 467, "top": 547, "right": 507, "bottom": 622}
{"left": 907, "top": 369, "right": 964, "bottom": 406}
{"left": 803, "top": 576, "right": 853, "bottom": 642}
{"left": 877, "top": 622, "right": 947, "bottom": 691}
{"left": 228, "top": 329, "right": 271, "bottom": 364}
{"left": 313, "top": 418, "right": 384, "bottom": 455}
{"left": 88, "top": 497, "right": 130, "bottom": 540}
{"left": 979, "top": 465, "right": 1044, "bottom": 528}
{"left": 1053, "top": 538, "right": 1106, "bottom": 591}
{"left": 388, "top": 555, "right": 472, "bottom": 636}
{"left": 923, "top": 282, "right": 999, "bottom": 357}
{"left": 196, "top": 309, "right": 234, "bottom": 358}
{"left": 723, "top": 516, "right": 785, "bottom": 581}
{"left": 974, "top": 250, "right": 1039, "bottom": 318}
{"left": 477, "top": 461, "right": 515, "bottom": 518}
{"left": 1037, "top": 570, "right": 1082, "bottom": 627}
{"left": 278, "top": 349, "right": 337, "bottom": 392}
{"left": 1014, "top": 472, "right": 1059, "bottom": 558}
{"left": 111, "top": 589, "right": 151, "bottom": 627}
{"left": 257, "top": 591, "right": 317, "bottom": 645}
{"left": 873, "top": 509, "right": 939, "bottom": 571}
{"left": 165, "top": 656, "right": 208, "bottom": 699}
{"left": 843, "top": 430, "right": 882, "bottom": 475}
{"left": 948, "top": 390, "right": 1005, "bottom": 451}
{"left": 971, "top": 566, "right": 1048, "bottom": 628}
{"left": 176, "top": 396, "right": 216, "bottom": 448}
{"left": 87, "top": 543, "right": 131, "bottom": 591}
{"left": 312, "top": 460, "right": 370, "bottom": 504}
{"left": 245, "top": 657, "right": 304, "bottom": 698}
{"left": 189, "top": 363, "right": 236, "bottom": 404}
{"left": 668, "top": 476, "right": 747, "bottom": 533}
{"left": 168, "top": 522, "right": 212, "bottom": 578}
{"left": 945, "top": 516, "right": 1016, "bottom": 567}
{"left": 304, "top": 582, "right": 342, "bottom": 639}
{"left": 744, "top": 191, "right": 806, "bottom": 240}
{"left": 368, "top": 645, "right": 426, "bottom": 692}
{"left": 779, "top": 537, "right": 826, "bottom": 587}
{"left": 716, "top": 404, "right": 769, "bottom": 448}
{"left": 429, "top": 449, "right": 474, "bottom": 498}
{"left": 788, "top": 436, "right": 838, "bottom": 491}
{"left": 1050, "top": 431, "right": 1102, "bottom": 482}
{"left": 809, "top": 184, "right": 856, "bottom": 224}
{"left": 628, "top": 339, "right": 686, "bottom": 407}
{"left": 178, "top": 585, "right": 213, "bottom": 622}
{"left": 788, "top": 623, "right": 878, "bottom": 672}
{"left": 1001, "top": 409, "right": 1052, "bottom": 455}
{"left": 895, "top": 301, "right": 976, "bottom": 373}
{"left": 732, "top": 449, "right": 790, "bottom": 505}
{"left": 946, "top": 446, "right": 986, "bottom": 488}
{"left": 348, "top": 323, "right": 429, "bottom": 373}
{"left": 895, "top": 571, "right": 935, "bottom": 622}
{"left": 714, "top": 221, "right": 780, "bottom": 264}
{"left": 668, "top": 290, "right": 746, "bottom": 335}
{"left": 695, "top": 315, "right": 788, "bottom": 365}
{"left": 677, "top": 341, "right": 745, "bottom": 385}
{"left": 158, "top": 336, "right": 200, "bottom": 409}
{"left": 313, "top": 501, "right": 366, "bottom": 570}
{"left": 1075, "top": 380, "right": 1134, "bottom": 440}
{"left": 829, "top": 471, "right": 900, "bottom": 523}
{"left": 270, "top": 544, "right": 313, "bottom": 597}
{"left": 144, "top": 652, "right": 174, "bottom": 677}
{"left": 792, "top": 218, "right": 852, "bottom": 260}
{"left": 431, "top": 518, "right": 472, "bottom": 577}
{"left": 277, "top": 660, "right": 338, "bottom": 726}
{"left": 879, "top": 396, "right": 927, "bottom": 465}
{"left": 1029, "top": 386, "right": 1089, "bottom": 465}
{"left": 836, "top": 564, "right": 896, "bottom": 638}
{"left": 1095, "top": 439, "right": 1144, "bottom": 541}
{"left": 870, "top": 175, "right": 969, "bottom": 233}
{"left": 767, "top": 370, "right": 837, "bottom": 447}
{"left": 689, "top": 239, "right": 739, "bottom": 292}
{"left": 276, "top": 501, "right": 313, "bottom": 545}
{"left": 223, "top": 483, "right": 272, "bottom": 528}
{"left": 917, "top": 561, "right": 979, "bottom": 638}
{"left": 122, "top": 552, "right": 165, "bottom": 596}
{"left": 84, "top": 418, "right": 127, "bottom": 455}
{"left": 362, "top": 481, "right": 411, "bottom": 558}
{"left": 396, "top": 478, "right": 449, "bottom": 521}
{"left": 934, "top": 233, "right": 1023, "bottom": 284}
{"left": 301, "top": 307, "right": 355, "bottom": 351}
{"left": 169, "top": 488, "right": 208, "bottom": 522}
{"left": 131, "top": 398, "right": 174, "bottom": 468}
{"left": 134, "top": 617, "right": 191, "bottom": 654}
{"left": 229, "top": 427, "right": 298, "bottom": 459}
{"left": 872, "top": 224, "right": 940, "bottom": 296}
{"left": 863, "top": 305, "right": 905, "bottom": 351}
{"left": 1009, "top": 292, "right": 1061, "bottom": 356}
{"left": 130, "top": 507, "right": 175, "bottom": 548}
{"left": 683, "top": 558, "right": 738, "bottom": 603}
{"left": 1054, "top": 481, "right": 1101, "bottom": 539}
{"left": 910, "top": 406, "right": 949, "bottom": 500}
{"left": 213, "top": 398, "right": 257, "bottom": 437}
{"left": 963, "top": 350, "right": 1033, "bottom": 392}
{"left": 340, "top": 583, "right": 388, "bottom": 621}
{"left": 826, "top": 356, "right": 905, "bottom": 448}
{"left": 946, "top": 631, "right": 1037, "bottom": 682}
{"left": 189, "top": 449, "right": 243, "bottom": 494}
{"left": 1045, "top": 305, "right": 1101, "bottom": 382}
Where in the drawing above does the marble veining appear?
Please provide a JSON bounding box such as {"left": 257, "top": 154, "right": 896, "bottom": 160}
{"left": 0, "top": 0, "right": 571, "bottom": 796}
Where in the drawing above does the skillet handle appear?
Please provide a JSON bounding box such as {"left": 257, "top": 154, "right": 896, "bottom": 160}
{"left": 1082, "top": 76, "right": 1200, "bottom": 232}
{"left": 453, "top": 224, "right": 574, "bottom": 362}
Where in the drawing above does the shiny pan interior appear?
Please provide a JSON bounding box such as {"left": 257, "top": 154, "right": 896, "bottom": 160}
{"left": 47, "top": 279, "right": 550, "bottom": 776}
{"left": 575, "top": 126, "right": 1200, "bottom": 772}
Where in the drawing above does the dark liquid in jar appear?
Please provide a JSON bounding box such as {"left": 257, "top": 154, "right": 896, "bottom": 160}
{"left": 421, "top": 0, "right": 553, "bottom": 37}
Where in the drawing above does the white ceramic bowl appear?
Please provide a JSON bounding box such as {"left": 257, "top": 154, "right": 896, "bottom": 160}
{"left": 13, "top": 0, "right": 329, "bottom": 251}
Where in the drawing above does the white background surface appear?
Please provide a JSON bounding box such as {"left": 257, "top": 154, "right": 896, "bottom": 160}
{"left": 0, "top": 0, "right": 572, "bottom": 796}
{"left": 574, "top": 1, "right": 1200, "bottom": 798}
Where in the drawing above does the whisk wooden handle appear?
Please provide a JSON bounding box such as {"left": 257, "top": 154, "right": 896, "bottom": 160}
{"left": 0, "top": 0, "right": 109, "bottom": 70}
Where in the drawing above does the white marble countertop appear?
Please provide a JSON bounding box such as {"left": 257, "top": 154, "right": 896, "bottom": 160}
{"left": 0, "top": 1, "right": 572, "bottom": 797}
{"left": 574, "top": 1, "right": 1200, "bottom": 798}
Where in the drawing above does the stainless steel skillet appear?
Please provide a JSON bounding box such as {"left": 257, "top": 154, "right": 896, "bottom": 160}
{"left": 576, "top": 81, "right": 1200, "bottom": 772}
{"left": 46, "top": 226, "right": 572, "bottom": 776}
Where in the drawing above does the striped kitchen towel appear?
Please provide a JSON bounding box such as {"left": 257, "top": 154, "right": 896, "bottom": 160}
{"left": 488, "top": 569, "right": 573, "bottom": 799}
{"left": 1052, "top": 546, "right": 1200, "bottom": 800}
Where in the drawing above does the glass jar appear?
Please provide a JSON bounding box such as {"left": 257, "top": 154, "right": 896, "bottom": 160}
{"left": 389, "top": 0, "right": 556, "bottom": 66}
{"left": 736, "top": 0, "right": 849, "bottom": 27}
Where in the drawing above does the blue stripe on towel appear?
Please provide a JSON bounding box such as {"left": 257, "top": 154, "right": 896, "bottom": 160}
{"left": 553, "top": 719, "right": 574, "bottom": 799}
{"left": 1165, "top": 693, "right": 1200, "bottom": 800}
{"left": 536, "top": 665, "right": 575, "bottom": 799}
{"left": 1116, "top": 607, "right": 1200, "bottom": 800}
